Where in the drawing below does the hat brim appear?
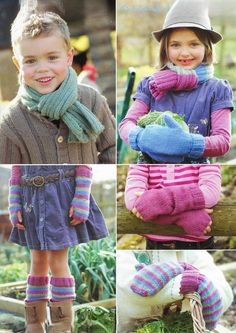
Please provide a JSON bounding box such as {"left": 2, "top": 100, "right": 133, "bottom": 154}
{"left": 152, "top": 23, "right": 222, "bottom": 44}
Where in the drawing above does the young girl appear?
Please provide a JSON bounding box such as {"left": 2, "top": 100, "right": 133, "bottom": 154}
{"left": 125, "top": 164, "right": 221, "bottom": 249}
{"left": 119, "top": 0, "right": 234, "bottom": 164}
{"left": 8, "top": 165, "right": 108, "bottom": 333}
{"left": 117, "top": 250, "right": 233, "bottom": 333}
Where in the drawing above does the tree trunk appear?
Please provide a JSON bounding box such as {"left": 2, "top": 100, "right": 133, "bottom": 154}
{"left": 83, "top": 0, "right": 115, "bottom": 113}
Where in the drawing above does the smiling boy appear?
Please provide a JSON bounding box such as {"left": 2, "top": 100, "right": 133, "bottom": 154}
{"left": 0, "top": 11, "right": 115, "bottom": 164}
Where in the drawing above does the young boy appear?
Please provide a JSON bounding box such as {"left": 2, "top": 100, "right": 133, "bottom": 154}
{"left": 0, "top": 11, "right": 116, "bottom": 164}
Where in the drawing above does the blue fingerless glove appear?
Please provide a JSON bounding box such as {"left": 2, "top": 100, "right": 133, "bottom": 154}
{"left": 128, "top": 115, "right": 204, "bottom": 162}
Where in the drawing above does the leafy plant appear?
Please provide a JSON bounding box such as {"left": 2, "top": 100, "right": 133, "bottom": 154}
{"left": 137, "top": 111, "right": 189, "bottom": 132}
{"left": 0, "top": 262, "right": 28, "bottom": 284}
{"left": 69, "top": 235, "right": 116, "bottom": 303}
{"left": 75, "top": 305, "right": 115, "bottom": 333}
{"left": 135, "top": 312, "right": 195, "bottom": 333}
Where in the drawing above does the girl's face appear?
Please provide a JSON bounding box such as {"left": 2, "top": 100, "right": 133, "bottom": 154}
{"left": 13, "top": 32, "right": 73, "bottom": 94}
{"left": 168, "top": 28, "right": 205, "bottom": 69}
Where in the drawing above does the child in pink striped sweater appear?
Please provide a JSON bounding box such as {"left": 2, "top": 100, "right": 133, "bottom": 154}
{"left": 125, "top": 164, "right": 221, "bottom": 249}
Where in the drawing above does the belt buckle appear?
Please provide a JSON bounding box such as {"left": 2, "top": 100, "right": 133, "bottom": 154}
{"left": 32, "top": 176, "right": 45, "bottom": 187}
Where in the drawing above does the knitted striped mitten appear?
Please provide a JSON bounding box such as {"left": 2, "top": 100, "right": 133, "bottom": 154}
{"left": 8, "top": 166, "right": 22, "bottom": 226}
{"left": 71, "top": 166, "right": 92, "bottom": 221}
{"left": 180, "top": 270, "right": 223, "bottom": 330}
{"left": 130, "top": 262, "right": 185, "bottom": 297}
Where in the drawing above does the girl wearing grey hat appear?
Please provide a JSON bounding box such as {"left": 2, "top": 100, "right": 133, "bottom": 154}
{"left": 119, "top": 0, "right": 234, "bottom": 164}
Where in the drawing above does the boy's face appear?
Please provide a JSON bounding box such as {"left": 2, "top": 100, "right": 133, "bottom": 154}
{"left": 13, "top": 32, "right": 73, "bottom": 94}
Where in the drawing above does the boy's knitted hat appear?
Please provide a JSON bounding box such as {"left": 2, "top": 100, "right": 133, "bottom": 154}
{"left": 152, "top": 0, "right": 222, "bottom": 44}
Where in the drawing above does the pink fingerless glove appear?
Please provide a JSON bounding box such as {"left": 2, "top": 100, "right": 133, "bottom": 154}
{"left": 147, "top": 209, "right": 211, "bottom": 236}
{"left": 175, "top": 209, "right": 211, "bottom": 236}
{"left": 71, "top": 166, "right": 92, "bottom": 222}
{"left": 134, "top": 185, "right": 205, "bottom": 221}
{"left": 8, "top": 166, "right": 22, "bottom": 226}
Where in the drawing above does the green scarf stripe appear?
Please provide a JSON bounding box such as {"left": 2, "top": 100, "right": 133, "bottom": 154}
{"left": 19, "top": 67, "right": 104, "bottom": 143}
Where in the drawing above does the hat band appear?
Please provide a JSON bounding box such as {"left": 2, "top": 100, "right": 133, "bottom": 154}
{"left": 164, "top": 22, "right": 211, "bottom": 30}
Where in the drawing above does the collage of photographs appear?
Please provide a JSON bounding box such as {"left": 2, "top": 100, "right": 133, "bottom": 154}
{"left": 0, "top": 0, "right": 236, "bottom": 332}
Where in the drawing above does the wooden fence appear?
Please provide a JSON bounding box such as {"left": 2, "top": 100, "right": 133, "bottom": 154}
{"left": 117, "top": 201, "right": 236, "bottom": 236}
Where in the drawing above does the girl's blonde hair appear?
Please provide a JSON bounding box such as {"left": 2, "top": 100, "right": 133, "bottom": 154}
{"left": 11, "top": 11, "right": 71, "bottom": 56}
{"left": 159, "top": 27, "right": 214, "bottom": 68}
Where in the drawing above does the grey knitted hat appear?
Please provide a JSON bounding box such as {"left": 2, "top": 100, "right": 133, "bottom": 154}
{"left": 152, "top": 0, "right": 222, "bottom": 44}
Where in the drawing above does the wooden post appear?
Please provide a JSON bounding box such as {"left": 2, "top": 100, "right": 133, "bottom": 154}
{"left": 117, "top": 201, "right": 236, "bottom": 236}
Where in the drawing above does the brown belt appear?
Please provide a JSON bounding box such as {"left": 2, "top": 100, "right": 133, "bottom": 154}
{"left": 21, "top": 169, "right": 75, "bottom": 187}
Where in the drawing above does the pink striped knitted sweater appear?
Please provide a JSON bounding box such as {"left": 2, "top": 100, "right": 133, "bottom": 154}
{"left": 125, "top": 164, "right": 221, "bottom": 242}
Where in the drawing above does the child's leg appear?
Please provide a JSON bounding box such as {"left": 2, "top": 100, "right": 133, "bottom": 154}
{"left": 26, "top": 250, "right": 49, "bottom": 302}
{"left": 49, "top": 248, "right": 75, "bottom": 301}
{"left": 48, "top": 249, "right": 75, "bottom": 333}
{"left": 25, "top": 250, "right": 49, "bottom": 333}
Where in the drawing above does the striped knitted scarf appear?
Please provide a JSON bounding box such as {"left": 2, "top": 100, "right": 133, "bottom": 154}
{"left": 149, "top": 62, "right": 214, "bottom": 100}
{"left": 18, "top": 67, "right": 104, "bottom": 143}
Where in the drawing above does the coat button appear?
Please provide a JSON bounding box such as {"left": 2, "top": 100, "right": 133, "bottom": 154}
{"left": 57, "top": 136, "right": 64, "bottom": 143}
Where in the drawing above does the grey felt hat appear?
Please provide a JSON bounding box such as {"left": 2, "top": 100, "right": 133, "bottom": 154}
{"left": 152, "top": 0, "right": 222, "bottom": 44}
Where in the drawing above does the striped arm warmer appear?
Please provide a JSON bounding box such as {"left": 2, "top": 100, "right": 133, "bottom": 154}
{"left": 180, "top": 270, "right": 223, "bottom": 330}
{"left": 71, "top": 166, "right": 93, "bottom": 221}
{"left": 8, "top": 166, "right": 22, "bottom": 226}
{"left": 130, "top": 262, "right": 186, "bottom": 297}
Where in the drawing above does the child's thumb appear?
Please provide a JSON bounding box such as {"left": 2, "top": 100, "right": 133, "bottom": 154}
{"left": 164, "top": 114, "right": 182, "bottom": 129}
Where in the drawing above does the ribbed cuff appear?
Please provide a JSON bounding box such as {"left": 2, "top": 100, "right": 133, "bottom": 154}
{"left": 27, "top": 275, "right": 49, "bottom": 285}
{"left": 180, "top": 271, "right": 201, "bottom": 294}
{"left": 50, "top": 276, "right": 75, "bottom": 287}
{"left": 189, "top": 185, "right": 205, "bottom": 209}
{"left": 188, "top": 134, "right": 205, "bottom": 158}
{"left": 75, "top": 166, "right": 92, "bottom": 178}
{"left": 128, "top": 126, "right": 143, "bottom": 150}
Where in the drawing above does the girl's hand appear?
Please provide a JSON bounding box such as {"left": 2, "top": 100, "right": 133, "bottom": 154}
{"left": 15, "top": 211, "right": 26, "bottom": 231}
{"left": 203, "top": 208, "right": 213, "bottom": 234}
{"left": 132, "top": 191, "right": 144, "bottom": 220}
{"left": 69, "top": 207, "right": 84, "bottom": 225}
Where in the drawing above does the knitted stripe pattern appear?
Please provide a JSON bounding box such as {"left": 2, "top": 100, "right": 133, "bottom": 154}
{"left": 50, "top": 276, "right": 76, "bottom": 302}
{"left": 198, "top": 275, "right": 223, "bottom": 330}
{"left": 8, "top": 166, "right": 22, "bottom": 226}
{"left": 130, "top": 262, "right": 185, "bottom": 296}
{"left": 26, "top": 275, "right": 49, "bottom": 302}
{"left": 10, "top": 165, "right": 21, "bottom": 186}
{"left": 71, "top": 166, "right": 92, "bottom": 221}
{"left": 8, "top": 186, "right": 22, "bottom": 226}
{"left": 19, "top": 67, "right": 104, "bottom": 143}
{"left": 149, "top": 62, "right": 214, "bottom": 100}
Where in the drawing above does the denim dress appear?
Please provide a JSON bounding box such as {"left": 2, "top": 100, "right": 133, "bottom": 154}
{"left": 9, "top": 165, "right": 108, "bottom": 250}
